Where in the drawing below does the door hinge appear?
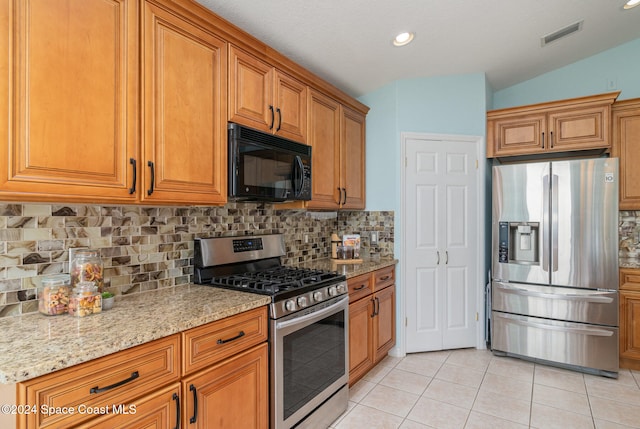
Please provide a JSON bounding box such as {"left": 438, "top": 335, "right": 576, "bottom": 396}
{"left": 405, "top": 157, "right": 408, "bottom": 167}
{"left": 475, "top": 159, "right": 478, "bottom": 169}
{"left": 405, "top": 317, "right": 408, "bottom": 327}
{"left": 475, "top": 312, "right": 479, "bottom": 321}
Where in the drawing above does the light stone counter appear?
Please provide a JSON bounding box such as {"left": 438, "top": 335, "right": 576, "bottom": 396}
{"left": 289, "top": 257, "right": 398, "bottom": 279}
{"left": 0, "top": 284, "right": 270, "bottom": 384}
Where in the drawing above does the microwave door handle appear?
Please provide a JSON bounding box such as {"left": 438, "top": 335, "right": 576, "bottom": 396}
{"left": 293, "top": 155, "right": 305, "bottom": 197}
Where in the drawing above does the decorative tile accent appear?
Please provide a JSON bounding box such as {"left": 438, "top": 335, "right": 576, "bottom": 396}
{"left": 620, "top": 211, "right": 640, "bottom": 258}
{"left": 0, "top": 203, "right": 395, "bottom": 317}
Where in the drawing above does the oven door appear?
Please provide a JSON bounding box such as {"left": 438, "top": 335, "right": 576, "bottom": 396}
{"left": 271, "top": 294, "right": 349, "bottom": 429}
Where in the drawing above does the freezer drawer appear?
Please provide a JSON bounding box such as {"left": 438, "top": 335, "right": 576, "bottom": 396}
{"left": 492, "top": 281, "right": 618, "bottom": 326}
{"left": 491, "top": 311, "right": 618, "bottom": 374}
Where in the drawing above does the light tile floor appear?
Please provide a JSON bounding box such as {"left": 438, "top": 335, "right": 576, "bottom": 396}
{"left": 331, "top": 348, "right": 640, "bottom": 429}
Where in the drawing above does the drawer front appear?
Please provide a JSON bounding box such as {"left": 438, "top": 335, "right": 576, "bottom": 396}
{"left": 18, "top": 334, "right": 180, "bottom": 429}
{"left": 182, "top": 306, "right": 268, "bottom": 375}
{"left": 373, "top": 266, "right": 395, "bottom": 291}
{"left": 348, "top": 273, "right": 372, "bottom": 302}
{"left": 620, "top": 268, "right": 640, "bottom": 291}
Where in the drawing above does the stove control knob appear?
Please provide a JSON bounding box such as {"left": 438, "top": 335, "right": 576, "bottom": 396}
{"left": 285, "top": 300, "right": 297, "bottom": 312}
{"left": 328, "top": 286, "right": 337, "bottom": 296}
{"left": 337, "top": 284, "right": 347, "bottom": 294}
{"left": 297, "top": 296, "right": 308, "bottom": 308}
{"left": 313, "top": 291, "right": 324, "bottom": 302}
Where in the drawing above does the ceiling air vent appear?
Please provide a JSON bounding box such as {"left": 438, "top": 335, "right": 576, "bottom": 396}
{"left": 541, "top": 20, "right": 583, "bottom": 46}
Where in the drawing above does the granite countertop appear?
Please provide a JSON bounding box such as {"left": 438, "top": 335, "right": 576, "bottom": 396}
{"left": 289, "top": 256, "right": 398, "bottom": 279}
{"left": 0, "top": 285, "right": 270, "bottom": 384}
{"left": 0, "top": 258, "right": 396, "bottom": 385}
{"left": 620, "top": 258, "right": 640, "bottom": 269}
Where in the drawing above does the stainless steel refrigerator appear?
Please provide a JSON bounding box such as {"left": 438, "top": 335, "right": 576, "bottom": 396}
{"left": 491, "top": 158, "right": 619, "bottom": 378}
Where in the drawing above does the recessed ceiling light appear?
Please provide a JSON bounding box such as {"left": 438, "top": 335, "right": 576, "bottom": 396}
{"left": 624, "top": 0, "right": 640, "bottom": 9}
{"left": 393, "top": 32, "right": 415, "bottom": 47}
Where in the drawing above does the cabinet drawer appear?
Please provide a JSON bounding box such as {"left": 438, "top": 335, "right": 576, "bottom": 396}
{"left": 373, "top": 266, "right": 395, "bottom": 291}
{"left": 18, "top": 334, "right": 180, "bottom": 429}
{"left": 182, "top": 306, "right": 268, "bottom": 375}
{"left": 348, "top": 273, "right": 373, "bottom": 302}
{"left": 621, "top": 268, "right": 640, "bottom": 291}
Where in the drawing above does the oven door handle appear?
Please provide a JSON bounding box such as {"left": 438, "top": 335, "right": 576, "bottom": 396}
{"left": 276, "top": 295, "right": 348, "bottom": 330}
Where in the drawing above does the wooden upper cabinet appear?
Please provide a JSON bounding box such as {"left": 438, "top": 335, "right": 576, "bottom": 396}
{"left": 306, "top": 89, "right": 341, "bottom": 209}
{"left": 341, "top": 106, "right": 366, "bottom": 209}
{"left": 611, "top": 99, "right": 640, "bottom": 209}
{"left": 487, "top": 91, "right": 619, "bottom": 158}
{"left": 0, "top": 0, "right": 139, "bottom": 203}
{"left": 229, "top": 45, "right": 307, "bottom": 143}
{"left": 306, "top": 90, "right": 366, "bottom": 210}
{"left": 142, "top": 1, "right": 227, "bottom": 204}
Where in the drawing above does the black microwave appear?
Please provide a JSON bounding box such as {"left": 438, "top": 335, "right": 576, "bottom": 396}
{"left": 228, "top": 123, "right": 312, "bottom": 202}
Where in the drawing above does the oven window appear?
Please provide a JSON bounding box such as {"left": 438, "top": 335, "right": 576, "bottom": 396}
{"left": 282, "top": 310, "right": 346, "bottom": 420}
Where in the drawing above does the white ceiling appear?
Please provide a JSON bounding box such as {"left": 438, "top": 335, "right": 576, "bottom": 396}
{"left": 196, "top": 0, "right": 640, "bottom": 98}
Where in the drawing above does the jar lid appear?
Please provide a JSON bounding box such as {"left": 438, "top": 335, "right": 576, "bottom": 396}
{"left": 41, "top": 274, "right": 71, "bottom": 286}
{"left": 74, "top": 249, "right": 99, "bottom": 257}
{"left": 73, "top": 281, "right": 98, "bottom": 292}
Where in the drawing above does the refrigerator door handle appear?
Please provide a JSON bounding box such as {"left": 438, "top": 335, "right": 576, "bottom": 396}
{"left": 494, "top": 313, "right": 615, "bottom": 337}
{"left": 542, "top": 174, "right": 550, "bottom": 272}
{"left": 551, "top": 174, "right": 559, "bottom": 272}
{"left": 494, "top": 283, "right": 614, "bottom": 304}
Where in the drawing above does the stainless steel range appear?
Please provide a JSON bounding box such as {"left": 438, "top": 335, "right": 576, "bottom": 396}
{"left": 194, "top": 234, "right": 349, "bottom": 429}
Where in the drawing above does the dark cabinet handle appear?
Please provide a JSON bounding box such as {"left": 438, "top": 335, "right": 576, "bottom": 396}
{"left": 379, "top": 275, "right": 391, "bottom": 281}
{"left": 375, "top": 297, "right": 380, "bottom": 316}
{"left": 354, "top": 284, "right": 367, "bottom": 291}
{"left": 269, "top": 105, "right": 275, "bottom": 130}
{"left": 276, "top": 108, "right": 282, "bottom": 131}
{"left": 129, "top": 158, "right": 137, "bottom": 194}
{"left": 370, "top": 297, "right": 376, "bottom": 318}
{"left": 189, "top": 384, "right": 198, "bottom": 424}
{"left": 217, "top": 330, "right": 245, "bottom": 344}
{"left": 337, "top": 187, "right": 342, "bottom": 205}
{"left": 550, "top": 131, "right": 554, "bottom": 148}
{"left": 172, "top": 392, "right": 180, "bottom": 429}
{"left": 343, "top": 188, "right": 347, "bottom": 204}
{"left": 541, "top": 132, "right": 545, "bottom": 149}
{"left": 147, "top": 161, "right": 155, "bottom": 196}
{"left": 90, "top": 371, "right": 139, "bottom": 394}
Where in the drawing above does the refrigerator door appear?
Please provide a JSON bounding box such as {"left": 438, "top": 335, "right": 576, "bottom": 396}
{"left": 492, "top": 281, "right": 618, "bottom": 326}
{"left": 492, "top": 162, "right": 550, "bottom": 285}
{"left": 551, "top": 159, "right": 619, "bottom": 290}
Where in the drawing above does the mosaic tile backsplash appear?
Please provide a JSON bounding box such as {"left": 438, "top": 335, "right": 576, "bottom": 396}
{"left": 620, "top": 211, "right": 640, "bottom": 258}
{"left": 0, "top": 203, "right": 394, "bottom": 317}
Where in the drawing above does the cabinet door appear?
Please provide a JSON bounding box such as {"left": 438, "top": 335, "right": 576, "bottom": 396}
{"left": 182, "top": 343, "right": 268, "bottom": 429}
{"left": 548, "top": 105, "right": 610, "bottom": 152}
{"left": 620, "top": 289, "right": 640, "bottom": 370}
{"left": 348, "top": 296, "right": 374, "bottom": 386}
{"left": 82, "top": 384, "right": 180, "bottom": 429}
{"left": 142, "top": 2, "right": 227, "bottom": 204}
{"left": 274, "top": 70, "right": 307, "bottom": 143}
{"left": 612, "top": 101, "right": 640, "bottom": 209}
{"left": 1, "top": 0, "right": 138, "bottom": 203}
{"left": 374, "top": 284, "right": 396, "bottom": 362}
{"left": 306, "top": 89, "right": 341, "bottom": 209}
{"left": 228, "top": 46, "right": 273, "bottom": 133}
{"left": 341, "top": 106, "right": 366, "bottom": 209}
{"left": 489, "top": 113, "right": 546, "bottom": 157}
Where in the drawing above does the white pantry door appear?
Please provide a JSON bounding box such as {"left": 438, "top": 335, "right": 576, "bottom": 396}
{"left": 404, "top": 135, "right": 479, "bottom": 352}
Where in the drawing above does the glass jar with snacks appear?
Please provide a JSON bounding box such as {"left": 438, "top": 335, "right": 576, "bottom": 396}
{"left": 38, "top": 274, "right": 71, "bottom": 316}
{"left": 70, "top": 249, "right": 104, "bottom": 292}
{"left": 68, "top": 281, "right": 102, "bottom": 317}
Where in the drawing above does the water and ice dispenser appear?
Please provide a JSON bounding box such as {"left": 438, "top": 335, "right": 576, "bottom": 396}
{"left": 498, "top": 222, "right": 539, "bottom": 264}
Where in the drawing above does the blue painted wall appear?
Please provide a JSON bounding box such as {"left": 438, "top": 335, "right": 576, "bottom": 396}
{"left": 493, "top": 37, "right": 640, "bottom": 109}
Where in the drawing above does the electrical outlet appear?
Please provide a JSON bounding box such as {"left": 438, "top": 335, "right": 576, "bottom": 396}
{"left": 304, "top": 234, "right": 309, "bottom": 243}
{"left": 370, "top": 231, "right": 378, "bottom": 245}
{"left": 606, "top": 78, "right": 617, "bottom": 90}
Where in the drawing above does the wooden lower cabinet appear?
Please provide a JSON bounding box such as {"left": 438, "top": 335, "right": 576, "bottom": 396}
{"left": 16, "top": 307, "right": 269, "bottom": 429}
{"left": 348, "top": 266, "right": 396, "bottom": 386}
{"left": 182, "top": 343, "right": 268, "bottom": 428}
{"left": 81, "top": 384, "right": 180, "bottom": 429}
{"left": 620, "top": 269, "right": 640, "bottom": 370}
